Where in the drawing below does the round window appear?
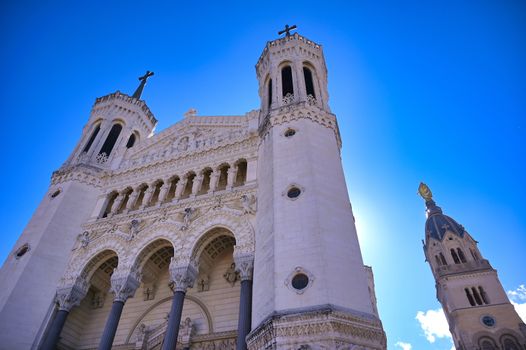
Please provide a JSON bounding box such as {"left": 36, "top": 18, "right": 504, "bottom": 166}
{"left": 287, "top": 187, "right": 301, "bottom": 199}
{"left": 481, "top": 315, "right": 496, "bottom": 327}
{"left": 284, "top": 129, "right": 296, "bottom": 137}
{"left": 291, "top": 273, "right": 309, "bottom": 290}
{"left": 15, "top": 244, "right": 30, "bottom": 259}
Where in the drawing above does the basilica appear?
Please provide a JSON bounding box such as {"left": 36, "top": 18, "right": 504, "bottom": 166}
{"left": 0, "top": 28, "right": 523, "bottom": 350}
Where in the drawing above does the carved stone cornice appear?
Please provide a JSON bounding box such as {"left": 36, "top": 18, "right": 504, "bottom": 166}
{"left": 258, "top": 104, "right": 341, "bottom": 148}
{"left": 247, "top": 305, "right": 386, "bottom": 350}
{"left": 169, "top": 259, "right": 198, "bottom": 292}
{"left": 51, "top": 164, "right": 105, "bottom": 188}
{"left": 55, "top": 278, "right": 90, "bottom": 311}
{"left": 82, "top": 186, "right": 257, "bottom": 235}
{"left": 105, "top": 135, "right": 258, "bottom": 188}
{"left": 109, "top": 268, "right": 141, "bottom": 302}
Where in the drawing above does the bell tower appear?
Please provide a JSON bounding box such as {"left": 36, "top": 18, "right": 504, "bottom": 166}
{"left": 418, "top": 183, "right": 526, "bottom": 350}
{"left": 249, "top": 27, "right": 386, "bottom": 349}
{"left": 0, "top": 74, "right": 157, "bottom": 349}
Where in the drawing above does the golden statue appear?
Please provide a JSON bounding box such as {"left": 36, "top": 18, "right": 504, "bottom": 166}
{"left": 418, "top": 182, "right": 433, "bottom": 201}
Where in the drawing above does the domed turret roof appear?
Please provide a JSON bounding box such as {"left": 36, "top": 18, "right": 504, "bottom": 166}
{"left": 424, "top": 200, "right": 466, "bottom": 241}
{"left": 418, "top": 183, "right": 466, "bottom": 241}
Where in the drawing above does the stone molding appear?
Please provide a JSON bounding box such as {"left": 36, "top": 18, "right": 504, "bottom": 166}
{"left": 168, "top": 259, "right": 199, "bottom": 292}
{"left": 246, "top": 305, "right": 386, "bottom": 350}
{"left": 51, "top": 164, "right": 104, "bottom": 188}
{"left": 258, "top": 104, "right": 341, "bottom": 149}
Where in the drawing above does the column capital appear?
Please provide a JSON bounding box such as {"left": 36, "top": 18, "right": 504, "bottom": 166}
{"left": 169, "top": 259, "right": 198, "bottom": 292}
{"left": 234, "top": 251, "right": 254, "bottom": 281}
{"left": 110, "top": 268, "right": 141, "bottom": 302}
{"left": 55, "top": 278, "right": 89, "bottom": 311}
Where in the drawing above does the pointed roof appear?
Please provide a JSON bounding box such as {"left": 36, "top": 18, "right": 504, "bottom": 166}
{"left": 418, "top": 183, "right": 466, "bottom": 241}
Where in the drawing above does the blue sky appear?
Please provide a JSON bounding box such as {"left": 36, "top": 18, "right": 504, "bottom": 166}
{"left": 1, "top": 1, "right": 525, "bottom": 348}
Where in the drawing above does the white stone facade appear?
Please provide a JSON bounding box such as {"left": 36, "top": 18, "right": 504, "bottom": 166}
{"left": 0, "top": 33, "right": 386, "bottom": 350}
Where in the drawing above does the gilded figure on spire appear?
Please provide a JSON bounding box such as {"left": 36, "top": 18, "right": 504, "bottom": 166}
{"left": 418, "top": 182, "right": 433, "bottom": 201}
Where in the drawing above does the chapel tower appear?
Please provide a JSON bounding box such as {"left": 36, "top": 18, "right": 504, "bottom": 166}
{"left": 0, "top": 74, "right": 157, "bottom": 349}
{"left": 249, "top": 27, "right": 386, "bottom": 349}
{"left": 418, "top": 183, "right": 526, "bottom": 350}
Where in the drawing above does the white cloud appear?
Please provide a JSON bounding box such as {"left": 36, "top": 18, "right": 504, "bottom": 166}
{"left": 508, "top": 284, "right": 526, "bottom": 321}
{"left": 395, "top": 341, "right": 412, "bottom": 350}
{"left": 415, "top": 308, "right": 452, "bottom": 343}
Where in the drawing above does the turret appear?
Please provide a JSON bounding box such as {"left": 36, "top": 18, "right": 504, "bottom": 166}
{"left": 248, "top": 27, "right": 386, "bottom": 349}
{"left": 418, "top": 183, "right": 526, "bottom": 349}
{"left": 64, "top": 71, "right": 157, "bottom": 170}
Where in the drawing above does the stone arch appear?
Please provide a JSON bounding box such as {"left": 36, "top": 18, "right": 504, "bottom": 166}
{"left": 124, "top": 294, "right": 214, "bottom": 344}
{"left": 186, "top": 209, "right": 255, "bottom": 259}
{"left": 67, "top": 234, "right": 128, "bottom": 279}
{"left": 130, "top": 237, "right": 175, "bottom": 273}
{"left": 78, "top": 248, "right": 119, "bottom": 281}
{"left": 130, "top": 222, "right": 183, "bottom": 257}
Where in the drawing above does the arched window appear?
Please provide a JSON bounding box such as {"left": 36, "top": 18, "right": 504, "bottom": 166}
{"left": 132, "top": 185, "right": 147, "bottom": 211}
{"left": 479, "top": 286, "right": 490, "bottom": 304}
{"left": 435, "top": 255, "right": 441, "bottom": 266}
{"left": 235, "top": 160, "right": 247, "bottom": 187}
{"left": 451, "top": 248, "right": 460, "bottom": 264}
{"left": 83, "top": 124, "right": 101, "bottom": 152}
{"left": 465, "top": 288, "right": 475, "bottom": 306}
{"left": 199, "top": 169, "right": 213, "bottom": 195}
{"left": 281, "top": 66, "right": 294, "bottom": 97}
{"left": 181, "top": 173, "right": 195, "bottom": 199}
{"left": 457, "top": 248, "right": 467, "bottom": 263}
{"left": 480, "top": 339, "right": 497, "bottom": 350}
{"left": 303, "top": 66, "right": 316, "bottom": 98}
{"left": 102, "top": 192, "right": 118, "bottom": 218}
{"left": 502, "top": 336, "right": 520, "bottom": 350}
{"left": 165, "top": 177, "right": 179, "bottom": 202}
{"left": 470, "top": 248, "right": 479, "bottom": 261}
{"left": 126, "top": 133, "right": 136, "bottom": 148}
{"left": 99, "top": 124, "right": 123, "bottom": 157}
{"left": 268, "top": 79, "right": 273, "bottom": 108}
{"left": 439, "top": 253, "right": 447, "bottom": 265}
{"left": 472, "top": 287, "right": 483, "bottom": 305}
{"left": 149, "top": 181, "right": 164, "bottom": 206}
{"left": 115, "top": 188, "right": 132, "bottom": 214}
{"left": 216, "top": 164, "right": 230, "bottom": 191}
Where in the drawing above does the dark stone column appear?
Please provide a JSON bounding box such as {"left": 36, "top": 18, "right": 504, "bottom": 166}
{"left": 234, "top": 253, "right": 254, "bottom": 350}
{"left": 97, "top": 300, "right": 125, "bottom": 350}
{"left": 40, "top": 309, "right": 69, "bottom": 350}
{"left": 161, "top": 291, "right": 186, "bottom": 350}
{"left": 97, "top": 270, "right": 140, "bottom": 350}
{"left": 236, "top": 279, "right": 253, "bottom": 350}
{"left": 162, "top": 261, "right": 198, "bottom": 350}
{"left": 40, "top": 281, "right": 88, "bottom": 350}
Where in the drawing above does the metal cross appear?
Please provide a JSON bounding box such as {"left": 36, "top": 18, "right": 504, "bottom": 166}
{"left": 138, "top": 70, "right": 154, "bottom": 82}
{"left": 278, "top": 24, "right": 297, "bottom": 37}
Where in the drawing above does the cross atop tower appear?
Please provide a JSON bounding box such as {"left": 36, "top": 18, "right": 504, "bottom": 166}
{"left": 278, "top": 24, "right": 297, "bottom": 37}
{"left": 132, "top": 70, "right": 154, "bottom": 99}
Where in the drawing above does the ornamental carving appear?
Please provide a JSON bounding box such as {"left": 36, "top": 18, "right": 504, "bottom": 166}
{"left": 55, "top": 278, "right": 89, "bottom": 311}
{"left": 168, "top": 259, "right": 198, "bottom": 292}
{"left": 110, "top": 268, "right": 141, "bottom": 302}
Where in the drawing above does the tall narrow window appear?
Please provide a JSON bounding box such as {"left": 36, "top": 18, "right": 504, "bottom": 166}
{"left": 470, "top": 248, "right": 479, "bottom": 261}
{"left": 435, "top": 255, "right": 441, "bottom": 266}
{"left": 99, "top": 124, "right": 122, "bottom": 156}
{"left": 303, "top": 67, "right": 315, "bottom": 98}
{"left": 281, "top": 66, "right": 294, "bottom": 97}
{"left": 102, "top": 192, "right": 118, "bottom": 218}
{"left": 465, "top": 288, "right": 475, "bottom": 306}
{"left": 472, "top": 287, "right": 483, "bottom": 305}
{"left": 439, "top": 253, "right": 447, "bottom": 265}
{"left": 479, "top": 286, "right": 490, "bottom": 304}
{"left": 451, "top": 248, "right": 460, "bottom": 264}
{"left": 457, "top": 248, "right": 467, "bottom": 263}
{"left": 83, "top": 124, "right": 101, "bottom": 152}
{"left": 268, "top": 79, "right": 273, "bottom": 108}
{"left": 126, "top": 134, "right": 136, "bottom": 148}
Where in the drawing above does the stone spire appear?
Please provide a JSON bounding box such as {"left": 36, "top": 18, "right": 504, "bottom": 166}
{"left": 132, "top": 71, "right": 154, "bottom": 99}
